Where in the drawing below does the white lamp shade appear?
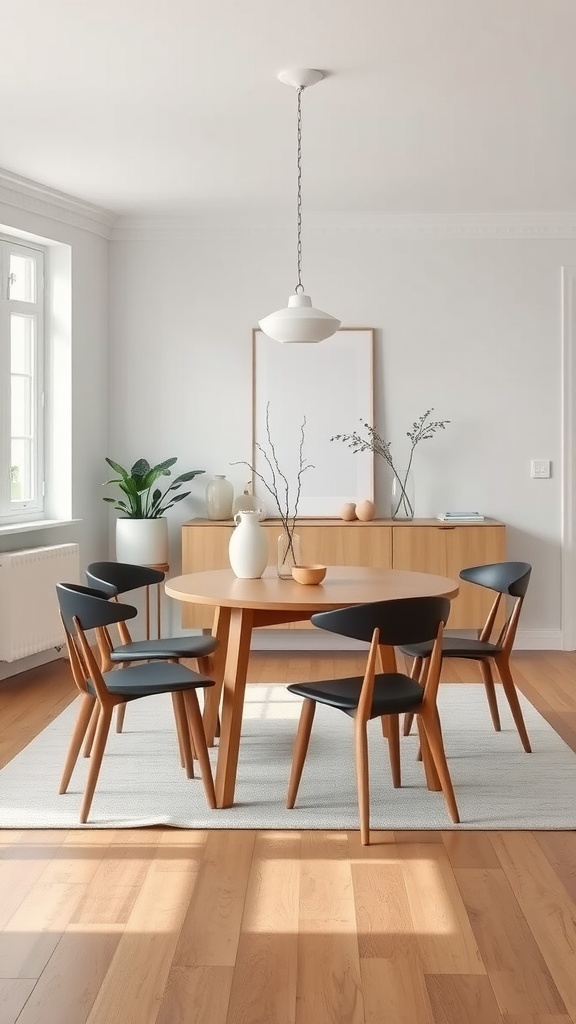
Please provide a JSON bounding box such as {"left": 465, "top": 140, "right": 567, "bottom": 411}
{"left": 258, "top": 292, "right": 341, "bottom": 344}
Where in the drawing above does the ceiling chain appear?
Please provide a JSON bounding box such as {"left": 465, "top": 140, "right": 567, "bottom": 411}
{"left": 295, "top": 86, "right": 304, "bottom": 294}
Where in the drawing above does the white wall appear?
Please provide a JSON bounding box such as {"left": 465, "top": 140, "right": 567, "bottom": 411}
{"left": 109, "top": 217, "right": 576, "bottom": 642}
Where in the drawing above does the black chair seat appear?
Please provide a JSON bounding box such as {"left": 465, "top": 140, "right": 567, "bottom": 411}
{"left": 87, "top": 660, "right": 215, "bottom": 700}
{"left": 109, "top": 634, "right": 218, "bottom": 663}
{"left": 288, "top": 672, "right": 426, "bottom": 718}
{"left": 400, "top": 636, "right": 500, "bottom": 660}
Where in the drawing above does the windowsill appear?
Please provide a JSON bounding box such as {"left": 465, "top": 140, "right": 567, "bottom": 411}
{"left": 0, "top": 518, "right": 82, "bottom": 536}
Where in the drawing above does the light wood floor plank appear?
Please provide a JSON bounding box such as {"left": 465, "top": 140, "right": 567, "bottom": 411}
{"left": 426, "top": 973, "right": 504, "bottom": 1024}
{"left": 453, "top": 866, "right": 565, "bottom": 1015}
{"left": 502, "top": 1016, "right": 574, "bottom": 1024}
{"left": 15, "top": 931, "right": 121, "bottom": 1024}
{"left": 362, "top": 957, "right": 435, "bottom": 1024}
{"left": 172, "top": 830, "right": 255, "bottom": 968}
{"left": 441, "top": 831, "right": 501, "bottom": 868}
{"left": 84, "top": 842, "right": 201, "bottom": 1024}
{"left": 156, "top": 965, "right": 234, "bottom": 1024}
{"left": 225, "top": 832, "right": 300, "bottom": 1024}
{"left": 401, "top": 844, "right": 485, "bottom": 975}
{"left": 491, "top": 832, "right": 576, "bottom": 1022}
{"left": 296, "top": 832, "right": 364, "bottom": 1024}
{"left": 352, "top": 853, "right": 415, "bottom": 959}
{"left": 0, "top": 880, "right": 86, "bottom": 979}
{"left": 534, "top": 832, "right": 576, "bottom": 905}
{"left": 0, "top": 978, "right": 37, "bottom": 1024}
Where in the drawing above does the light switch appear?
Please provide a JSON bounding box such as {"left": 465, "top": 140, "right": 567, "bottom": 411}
{"left": 531, "top": 459, "right": 551, "bottom": 479}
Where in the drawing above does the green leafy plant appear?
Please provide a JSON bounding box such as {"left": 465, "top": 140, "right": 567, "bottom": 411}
{"left": 331, "top": 409, "right": 450, "bottom": 518}
{"left": 103, "top": 457, "right": 205, "bottom": 519}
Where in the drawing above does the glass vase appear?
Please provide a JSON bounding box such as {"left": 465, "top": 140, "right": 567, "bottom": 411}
{"left": 391, "top": 468, "right": 415, "bottom": 520}
{"left": 206, "top": 475, "right": 234, "bottom": 520}
{"left": 277, "top": 528, "right": 301, "bottom": 579}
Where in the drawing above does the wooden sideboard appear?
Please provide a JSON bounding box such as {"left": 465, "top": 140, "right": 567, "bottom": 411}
{"left": 180, "top": 518, "right": 505, "bottom": 630}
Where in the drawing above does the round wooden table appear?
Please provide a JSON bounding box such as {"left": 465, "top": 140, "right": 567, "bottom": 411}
{"left": 166, "top": 565, "right": 459, "bottom": 808}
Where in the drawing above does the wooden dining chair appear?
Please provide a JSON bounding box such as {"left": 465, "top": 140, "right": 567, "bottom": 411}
{"left": 285, "top": 596, "right": 459, "bottom": 845}
{"left": 56, "top": 583, "right": 216, "bottom": 823}
{"left": 85, "top": 561, "right": 219, "bottom": 748}
{"left": 400, "top": 561, "right": 532, "bottom": 752}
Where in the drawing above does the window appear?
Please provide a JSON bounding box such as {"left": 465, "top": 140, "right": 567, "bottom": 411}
{"left": 0, "top": 237, "right": 45, "bottom": 522}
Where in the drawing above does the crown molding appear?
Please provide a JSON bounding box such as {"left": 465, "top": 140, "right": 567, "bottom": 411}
{"left": 111, "top": 211, "right": 576, "bottom": 242}
{"left": 0, "top": 168, "right": 116, "bottom": 238}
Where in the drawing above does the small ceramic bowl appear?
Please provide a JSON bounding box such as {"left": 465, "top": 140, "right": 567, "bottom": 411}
{"left": 291, "top": 564, "right": 327, "bottom": 585}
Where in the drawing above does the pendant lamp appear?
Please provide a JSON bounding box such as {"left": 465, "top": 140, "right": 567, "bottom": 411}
{"left": 258, "top": 68, "right": 341, "bottom": 344}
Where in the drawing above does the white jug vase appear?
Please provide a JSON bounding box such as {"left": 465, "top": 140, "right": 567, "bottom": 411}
{"left": 228, "top": 510, "right": 268, "bottom": 579}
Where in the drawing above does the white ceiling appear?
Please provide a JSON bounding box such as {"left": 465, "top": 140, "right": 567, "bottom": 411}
{"left": 2, "top": 0, "right": 576, "bottom": 218}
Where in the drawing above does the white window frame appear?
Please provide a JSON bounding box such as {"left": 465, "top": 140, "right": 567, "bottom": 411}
{"left": 0, "top": 235, "right": 46, "bottom": 523}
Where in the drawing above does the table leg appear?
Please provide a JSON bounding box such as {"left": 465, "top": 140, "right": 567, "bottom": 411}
{"left": 214, "top": 606, "right": 254, "bottom": 808}
{"left": 202, "top": 605, "right": 231, "bottom": 747}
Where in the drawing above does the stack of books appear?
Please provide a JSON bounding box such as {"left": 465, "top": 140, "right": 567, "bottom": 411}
{"left": 436, "top": 512, "right": 485, "bottom": 522}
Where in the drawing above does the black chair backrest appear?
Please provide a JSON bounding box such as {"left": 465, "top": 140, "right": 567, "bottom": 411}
{"left": 459, "top": 561, "right": 531, "bottom": 598}
{"left": 85, "top": 561, "right": 165, "bottom": 597}
{"left": 311, "top": 596, "right": 451, "bottom": 648}
{"left": 56, "top": 582, "right": 138, "bottom": 635}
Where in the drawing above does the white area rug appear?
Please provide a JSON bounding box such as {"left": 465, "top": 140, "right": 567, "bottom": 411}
{"left": 1, "top": 684, "right": 575, "bottom": 830}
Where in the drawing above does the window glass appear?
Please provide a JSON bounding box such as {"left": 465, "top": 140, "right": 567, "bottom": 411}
{"left": 0, "top": 240, "right": 44, "bottom": 519}
{"left": 9, "top": 253, "right": 36, "bottom": 302}
{"left": 10, "top": 439, "right": 33, "bottom": 502}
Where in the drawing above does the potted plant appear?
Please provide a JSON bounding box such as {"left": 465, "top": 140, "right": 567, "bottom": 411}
{"left": 103, "top": 457, "right": 205, "bottom": 565}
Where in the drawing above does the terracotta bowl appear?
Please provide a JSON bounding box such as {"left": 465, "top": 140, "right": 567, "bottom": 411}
{"left": 291, "top": 564, "right": 327, "bottom": 586}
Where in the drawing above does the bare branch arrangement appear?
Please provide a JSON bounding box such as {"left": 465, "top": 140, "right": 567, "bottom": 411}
{"left": 331, "top": 408, "right": 450, "bottom": 518}
{"left": 231, "top": 403, "right": 314, "bottom": 562}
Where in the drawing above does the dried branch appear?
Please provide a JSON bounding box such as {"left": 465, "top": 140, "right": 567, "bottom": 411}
{"left": 331, "top": 408, "right": 450, "bottom": 517}
{"left": 231, "top": 404, "right": 314, "bottom": 560}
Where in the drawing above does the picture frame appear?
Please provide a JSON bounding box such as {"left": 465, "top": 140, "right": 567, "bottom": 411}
{"left": 252, "top": 327, "right": 374, "bottom": 516}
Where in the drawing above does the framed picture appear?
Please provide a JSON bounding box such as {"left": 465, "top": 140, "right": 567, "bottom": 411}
{"left": 252, "top": 327, "right": 374, "bottom": 516}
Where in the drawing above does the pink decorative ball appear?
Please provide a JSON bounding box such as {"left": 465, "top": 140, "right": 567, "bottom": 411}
{"left": 340, "top": 502, "right": 357, "bottom": 521}
{"left": 355, "top": 499, "right": 375, "bottom": 522}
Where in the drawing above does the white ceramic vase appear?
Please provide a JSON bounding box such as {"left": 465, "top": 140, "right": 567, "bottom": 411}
{"left": 228, "top": 510, "right": 268, "bottom": 579}
{"left": 115, "top": 517, "right": 169, "bottom": 566}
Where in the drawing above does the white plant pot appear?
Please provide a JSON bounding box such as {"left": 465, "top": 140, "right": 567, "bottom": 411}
{"left": 115, "top": 517, "right": 169, "bottom": 566}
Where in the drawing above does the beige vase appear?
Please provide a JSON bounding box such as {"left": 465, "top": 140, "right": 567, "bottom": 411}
{"left": 115, "top": 517, "right": 169, "bottom": 566}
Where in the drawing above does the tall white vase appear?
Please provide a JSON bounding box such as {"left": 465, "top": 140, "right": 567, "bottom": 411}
{"left": 228, "top": 510, "right": 268, "bottom": 579}
{"left": 115, "top": 517, "right": 169, "bottom": 566}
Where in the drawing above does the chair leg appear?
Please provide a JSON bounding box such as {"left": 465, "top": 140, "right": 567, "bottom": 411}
{"left": 416, "top": 717, "right": 441, "bottom": 791}
{"left": 383, "top": 714, "right": 401, "bottom": 788}
{"left": 116, "top": 702, "right": 127, "bottom": 733}
{"left": 60, "top": 694, "right": 97, "bottom": 794}
{"left": 494, "top": 656, "right": 532, "bottom": 753}
{"left": 80, "top": 702, "right": 113, "bottom": 824}
{"left": 419, "top": 710, "right": 460, "bottom": 823}
{"left": 184, "top": 690, "right": 216, "bottom": 810}
{"left": 287, "top": 698, "right": 316, "bottom": 809}
{"left": 198, "top": 656, "right": 221, "bottom": 739}
{"left": 82, "top": 700, "right": 100, "bottom": 758}
{"left": 172, "top": 692, "right": 194, "bottom": 779}
{"left": 354, "top": 715, "right": 371, "bottom": 846}
{"left": 403, "top": 656, "right": 424, "bottom": 736}
{"left": 479, "top": 659, "right": 501, "bottom": 731}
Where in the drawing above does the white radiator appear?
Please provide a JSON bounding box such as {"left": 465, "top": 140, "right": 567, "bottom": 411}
{"left": 0, "top": 543, "right": 80, "bottom": 662}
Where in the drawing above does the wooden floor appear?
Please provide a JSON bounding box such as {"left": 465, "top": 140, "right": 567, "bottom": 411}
{"left": 1, "top": 649, "right": 576, "bottom": 1024}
